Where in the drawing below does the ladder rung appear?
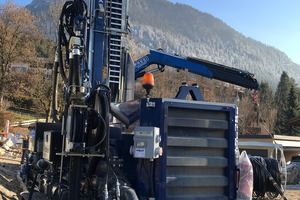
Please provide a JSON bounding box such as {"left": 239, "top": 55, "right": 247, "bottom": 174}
{"left": 112, "top": 1, "right": 122, "bottom": 6}
{"left": 111, "top": 22, "right": 122, "bottom": 26}
{"left": 110, "top": 70, "right": 120, "bottom": 73}
{"left": 111, "top": 7, "right": 122, "bottom": 11}
{"left": 110, "top": 54, "right": 121, "bottom": 57}
{"left": 110, "top": 75, "right": 120, "bottom": 78}
{"left": 110, "top": 59, "right": 121, "bottom": 62}
{"left": 109, "top": 80, "right": 119, "bottom": 83}
{"left": 111, "top": 12, "right": 122, "bottom": 16}
{"left": 111, "top": 17, "right": 122, "bottom": 21}
{"left": 110, "top": 64, "right": 120, "bottom": 68}
{"left": 110, "top": 49, "right": 121, "bottom": 52}
{"left": 110, "top": 43, "right": 121, "bottom": 46}
{"left": 110, "top": 38, "right": 121, "bottom": 41}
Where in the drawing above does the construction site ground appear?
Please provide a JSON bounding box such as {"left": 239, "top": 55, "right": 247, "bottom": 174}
{"left": 0, "top": 157, "right": 299, "bottom": 200}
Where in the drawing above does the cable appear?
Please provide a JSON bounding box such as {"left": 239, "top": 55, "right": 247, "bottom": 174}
{"left": 110, "top": 165, "right": 119, "bottom": 182}
{"left": 104, "top": 93, "right": 110, "bottom": 187}
{"left": 83, "top": 113, "right": 106, "bottom": 149}
{"left": 86, "top": 84, "right": 111, "bottom": 103}
{"left": 57, "top": 0, "right": 87, "bottom": 85}
{"left": 250, "top": 157, "right": 286, "bottom": 200}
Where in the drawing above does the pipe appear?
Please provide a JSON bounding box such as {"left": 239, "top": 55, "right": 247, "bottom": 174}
{"left": 88, "top": 0, "right": 95, "bottom": 86}
{"left": 73, "top": 48, "right": 81, "bottom": 93}
{"left": 120, "top": 186, "right": 139, "bottom": 200}
{"left": 109, "top": 146, "right": 119, "bottom": 159}
{"left": 110, "top": 104, "right": 140, "bottom": 128}
{"left": 110, "top": 104, "right": 129, "bottom": 127}
{"left": 68, "top": 156, "right": 82, "bottom": 200}
{"left": 68, "top": 52, "right": 74, "bottom": 88}
{"left": 52, "top": 52, "right": 59, "bottom": 123}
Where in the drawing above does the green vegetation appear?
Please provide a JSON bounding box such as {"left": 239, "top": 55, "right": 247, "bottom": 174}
{"left": 11, "top": 112, "right": 37, "bottom": 123}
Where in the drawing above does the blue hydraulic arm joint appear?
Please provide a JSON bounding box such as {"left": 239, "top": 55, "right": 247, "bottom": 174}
{"left": 135, "top": 50, "right": 214, "bottom": 79}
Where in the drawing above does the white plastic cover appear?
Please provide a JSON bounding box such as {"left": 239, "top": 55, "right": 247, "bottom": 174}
{"left": 237, "top": 151, "right": 253, "bottom": 200}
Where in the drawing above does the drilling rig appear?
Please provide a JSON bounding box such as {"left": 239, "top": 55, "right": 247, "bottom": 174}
{"left": 18, "top": 0, "right": 287, "bottom": 200}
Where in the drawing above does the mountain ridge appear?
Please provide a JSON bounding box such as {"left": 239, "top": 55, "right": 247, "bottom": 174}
{"left": 25, "top": 0, "right": 300, "bottom": 90}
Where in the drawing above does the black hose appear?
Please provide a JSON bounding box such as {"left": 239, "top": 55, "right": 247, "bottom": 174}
{"left": 28, "top": 172, "right": 39, "bottom": 200}
{"left": 57, "top": 0, "right": 86, "bottom": 85}
{"left": 265, "top": 158, "right": 281, "bottom": 193}
{"left": 58, "top": 1, "right": 73, "bottom": 83}
{"left": 86, "top": 146, "right": 119, "bottom": 180}
{"left": 250, "top": 157, "right": 286, "bottom": 200}
{"left": 52, "top": 59, "right": 59, "bottom": 123}
{"left": 120, "top": 186, "right": 139, "bottom": 200}
{"left": 84, "top": 113, "right": 106, "bottom": 149}
{"left": 86, "top": 84, "right": 111, "bottom": 103}
{"left": 73, "top": 53, "right": 81, "bottom": 92}
{"left": 149, "top": 161, "right": 155, "bottom": 198}
{"left": 103, "top": 93, "right": 110, "bottom": 187}
{"left": 86, "top": 157, "right": 102, "bottom": 178}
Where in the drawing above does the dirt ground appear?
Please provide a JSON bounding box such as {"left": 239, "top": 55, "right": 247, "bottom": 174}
{"left": 0, "top": 156, "right": 299, "bottom": 200}
{"left": 0, "top": 157, "right": 22, "bottom": 200}
{"left": 284, "top": 185, "right": 300, "bottom": 200}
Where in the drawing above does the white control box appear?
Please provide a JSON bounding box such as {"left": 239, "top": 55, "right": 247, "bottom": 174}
{"left": 130, "top": 127, "right": 162, "bottom": 159}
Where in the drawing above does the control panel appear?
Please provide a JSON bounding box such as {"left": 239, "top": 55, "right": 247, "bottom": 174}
{"left": 130, "top": 126, "right": 162, "bottom": 159}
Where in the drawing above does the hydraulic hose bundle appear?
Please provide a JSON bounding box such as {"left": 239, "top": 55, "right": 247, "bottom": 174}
{"left": 52, "top": 0, "right": 87, "bottom": 122}
{"left": 57, "top": 0, "right": 87, "bottom": 83}
{"left": 250, "top": 156, "right": 287, "bottom": 200}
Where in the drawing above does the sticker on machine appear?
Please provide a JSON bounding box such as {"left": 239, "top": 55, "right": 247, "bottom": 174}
{"left": 135, "top": 149, "right": 145, "bottom": 158}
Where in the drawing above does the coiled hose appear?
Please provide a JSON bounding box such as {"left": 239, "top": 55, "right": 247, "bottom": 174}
{"left": 250, "top": 157, "right": 286, "bottom": 200}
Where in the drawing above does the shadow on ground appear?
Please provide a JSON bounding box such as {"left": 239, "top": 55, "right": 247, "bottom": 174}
{"left": 0, "top": 157, "right": 22, "bottom": 200}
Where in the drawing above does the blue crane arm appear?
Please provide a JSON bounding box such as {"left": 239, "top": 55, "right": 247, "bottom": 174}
{"left": 134, "top": 50, "right": 213, "bottom": 79}
{"left": 134, "top": 49, "right": 259, "bottom": 90}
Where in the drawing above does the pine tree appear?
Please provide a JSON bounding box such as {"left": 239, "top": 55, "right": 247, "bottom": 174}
{"left": 275, "top": 71, "right": 291, "bottom": 107}
{"left": 274, "top": 71, "right": 292, "bottom": 135}
{"left": 259, "top": 81, "right": 274, "bottom": 108}
{"left": 284, "top": 85, "right": 300, "bottom": 136}
{"left": 258, "top": 81, "right": 276, "bottom": 132}
{"left": 277, "top": 85, "right": 300, "bottom": 136}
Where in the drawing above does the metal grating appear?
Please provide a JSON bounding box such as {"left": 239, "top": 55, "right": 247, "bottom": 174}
{"left": 166, "top": 107, "right": 229, "bottom": 200}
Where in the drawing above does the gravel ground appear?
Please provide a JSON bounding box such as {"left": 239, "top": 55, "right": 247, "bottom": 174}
{"left": 0, "top": 156, "right": 299, "bottom": 200}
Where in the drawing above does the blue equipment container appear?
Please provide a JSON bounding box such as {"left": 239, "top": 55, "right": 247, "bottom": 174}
{"left": 124, "top": 98, "right": 237, "bottom": 200}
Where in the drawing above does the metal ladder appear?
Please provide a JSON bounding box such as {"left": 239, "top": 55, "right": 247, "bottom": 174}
{"left": 106, "top": 0, "right": 123, "bottom": 102}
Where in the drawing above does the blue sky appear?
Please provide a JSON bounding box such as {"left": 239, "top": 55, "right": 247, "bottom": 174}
{"left": 3, "top": 0, "right": 300, "bottom": 65}
{"left": 168, "top": 0, "right": 300, "bottom": 65}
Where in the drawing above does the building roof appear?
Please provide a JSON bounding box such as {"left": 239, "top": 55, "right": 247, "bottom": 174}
{"left": 274, "top": 135, "right": 300, "bottom": 148}
{"left": 239, "top": 141, "right": 282, "bottom": 149}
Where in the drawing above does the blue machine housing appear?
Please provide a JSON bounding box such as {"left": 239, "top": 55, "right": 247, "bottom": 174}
{"left": 123, "top": 98, "right": 237, "bottom": 200}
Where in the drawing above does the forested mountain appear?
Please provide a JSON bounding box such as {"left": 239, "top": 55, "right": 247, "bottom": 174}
{"left": 25, "top": 0, "right": 300, "bottom": 90}
{"left": 128, "top": 0, "right": 300, "bottom": 91}
{"left": 25, "top": 0, "right": 51, "bottom": 13}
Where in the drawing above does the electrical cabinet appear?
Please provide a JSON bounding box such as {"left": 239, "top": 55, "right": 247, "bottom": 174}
{"left": 43, "top": 131, "right": 63, "bottom": 163}
{"left": 28, "top": 123, "right": 62, "bottom": 153}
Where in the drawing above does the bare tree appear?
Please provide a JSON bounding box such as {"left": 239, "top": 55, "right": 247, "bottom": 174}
{"left": 237, "top": 96, "right": 257, "bottom": 135}
{"left": 0, "top": 0, "right": 38, "bottom": 109}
